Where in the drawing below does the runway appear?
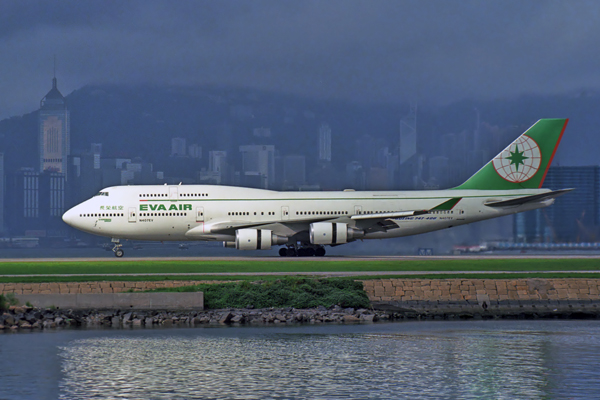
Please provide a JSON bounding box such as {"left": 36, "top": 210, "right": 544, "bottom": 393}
{"left": 1, "top": 254, "right": 600, "bottom": 262}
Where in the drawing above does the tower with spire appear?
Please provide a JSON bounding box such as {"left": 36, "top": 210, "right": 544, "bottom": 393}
{"left": 39, "top": 67, "right": 70, "bottom": 177}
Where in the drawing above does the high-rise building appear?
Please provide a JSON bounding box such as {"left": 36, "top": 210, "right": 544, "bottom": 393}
{"left": 428, "top": 156, "right": 450, "bottom": 188}
{"left": 282, "top": 155, "right": 306, "bottom": 189}
{"left": 397, "top": 103, "right": 418, "bottom": 189}
{"left": 209, "top": 151, "right": 227, "bottom": 173}
{"left": 253, "top": 127, "right": 271, "bottom": 138}
{"left": 91, "top": 143, "right": 102, "bottom": 169}
{"left": 318, "top": 123, "right": 332, "bottom": 162}
{"left": 39, "top": 76, "right": 70, "bottom": 176}
{"left": 399, "top": 103, "right": 417, "bottom": 165}
{"left": 514, "top": 166, "right": 600, "bottom": 243}
{"left": 171, "top": 138, "right": 187, "bottom": 157}
{"left": 188, "top": 144, "right": 202, "bottom": 159}
{"left": 0, "top": 153, "right": 4, "bottom": 234}
{"left": 345, "top": 161, "right": 365, "bottom": 190}
{"left": 6, "top": 169, "right": 66, "bottom": 238}
{"left": 239, "top": 145, "right": 275, "bottom": 189}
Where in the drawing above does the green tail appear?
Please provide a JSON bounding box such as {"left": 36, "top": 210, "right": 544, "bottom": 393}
{"left": 454, "top": 118, "right": 568, "bottom": 190}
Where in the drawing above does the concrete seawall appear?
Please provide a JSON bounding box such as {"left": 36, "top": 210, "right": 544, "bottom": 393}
{"left": 2, "top": 278, "right": 600, "bottom": 318}
{"left": 0, "top": 281, "right": 221, "bottom": 295}
{"left": 3, "top": 278, "right": 600, "bottom": 300}
{"left": 362, "top": 278, "right": 600, "bottom": 317}
{"left": 362, "top": 278, "right": 600, "bottom": 302}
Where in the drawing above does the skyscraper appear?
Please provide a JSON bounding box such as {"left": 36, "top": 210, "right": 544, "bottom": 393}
{"left": 39, "top": 76, "right": 70, "bottom": 176}
{"left": 399, "top": 103, "right": 417, "bottom": 165}
{"left": 514, "top": 166, "right": 600, "bottom": 242}
{"left": 209, "top": 151, "right": 227, "bottom": 173}
{"left": 318, "top": 123, "right": 332, "bottom": 162}
{"left": 171, "top": 138, "right": 187, "bottom": 157}
{"left": 0, "top": 153, "right": 4, "bottom": 234}
{"left": 397, "top": 103, "right": 418, "bottom": 188}
{"left": 239, "top": 145, "right": 275, "bottom": 189}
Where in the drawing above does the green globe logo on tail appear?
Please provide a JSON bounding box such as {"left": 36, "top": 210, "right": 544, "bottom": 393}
{"left": 455, "top": 118, "right": 568, "bottom": 190}
{"left": 492, "top": 135, "right": 541, "bottom": 183}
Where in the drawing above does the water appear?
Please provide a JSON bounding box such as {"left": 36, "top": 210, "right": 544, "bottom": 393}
{"left": 2, "top": 321, "right": 600, "bottom": 399}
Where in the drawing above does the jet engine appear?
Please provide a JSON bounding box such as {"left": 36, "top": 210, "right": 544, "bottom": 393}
{"left": 233, "top": 228, "right": 288, "bottom": 250}
{"left": 309, "top": 223, "right": 363, "bottom": 245}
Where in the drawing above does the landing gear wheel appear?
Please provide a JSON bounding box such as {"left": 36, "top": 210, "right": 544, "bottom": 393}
{"left": 315, "top": 247, "right": 326, "bottom": 257}
{"left": 114, "top": 248, "right": 124, "bottom": 258}
{"left": 306, "top": 248, "right": 316, "bottom": 257}
{"left": 279, "top": 248, "right": 287, "bottom": 257}
{"left": 286, "top": 248, "right": 297, "bottom": 257}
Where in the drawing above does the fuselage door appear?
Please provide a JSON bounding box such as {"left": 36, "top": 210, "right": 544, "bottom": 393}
{"left": 196, "top": 207, "right": 204, "bottom": 222}
{"left": 169, "top": 186, "right": 178, "bottom": 200}
{"left": 128, "top": 207, "right": 137, "bottom": 223}
{"left": 282, "top": 206, "right": 289, "bottom": 221}
{"left": 354, "top": 205, "right": 363, "bottom": 215}
{"left": 456, "top": 209, "right": 465, "bottom": 221}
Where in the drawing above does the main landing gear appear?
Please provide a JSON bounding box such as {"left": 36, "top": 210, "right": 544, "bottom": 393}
{"left": 112, "top": 238, "right": 124, "bottom": 258}
{"left": 278, "top": 245, "right": 326, "bottom": 257}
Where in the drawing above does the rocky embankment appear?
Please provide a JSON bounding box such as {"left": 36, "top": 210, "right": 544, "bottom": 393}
{"left": 1, "top": 305, "right": 386, "bottom": 331}
{"left": 3, "top": 301, "right": 600, "bottom": 331}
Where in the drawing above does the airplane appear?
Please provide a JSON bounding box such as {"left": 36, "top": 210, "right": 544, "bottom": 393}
{"left": 62, "top": 118, "right": 571, "bottom": 258}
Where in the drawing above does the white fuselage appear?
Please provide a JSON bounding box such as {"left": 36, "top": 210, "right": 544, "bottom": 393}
{"left": 62, "top": 184, "right": 552, "bottom": 244}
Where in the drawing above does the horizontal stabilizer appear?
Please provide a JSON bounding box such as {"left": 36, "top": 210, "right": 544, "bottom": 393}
{"left": 484, "top": 189, "right": 574, "bottom": 208}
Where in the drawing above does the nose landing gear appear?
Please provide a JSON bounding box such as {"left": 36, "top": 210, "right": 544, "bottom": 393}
{"left": 112, "top": 238, "right": 124, "bottom": 258}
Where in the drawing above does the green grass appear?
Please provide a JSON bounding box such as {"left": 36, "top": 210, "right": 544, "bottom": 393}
{"left": 0, "top": 258, "right": 599, "bottom": 276}
{"left": 0, "top": 293, "right": 18, "bottom": 311}
{"left": 0, "top": 259, "right": 598, "bottom": 283}
{"left": 144, "top": 277, "right": 371, "bottom": 309}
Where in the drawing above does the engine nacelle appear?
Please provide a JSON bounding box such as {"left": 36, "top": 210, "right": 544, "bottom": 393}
{"left": 310, "top": 223, "right": 364, "bottom": 245}
{"left": 235, "top": 229, "right": 287, "bottom": 250}
{"left": 308, "top": 223, "right": 343, "bottom": 245}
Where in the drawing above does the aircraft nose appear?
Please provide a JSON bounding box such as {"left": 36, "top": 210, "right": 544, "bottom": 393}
{"left": 62, "top": 207, "right": 78, "bottom": 227}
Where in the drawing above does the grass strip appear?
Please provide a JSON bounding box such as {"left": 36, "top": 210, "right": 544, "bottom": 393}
{"left": 0, "top": 275, "right": 272, "bottom": 283}
{"left": 0, "top": 258, "right": 599, "bottom": 275}
{"left": 143, "top": 277, "right": 371, "bottom": 310}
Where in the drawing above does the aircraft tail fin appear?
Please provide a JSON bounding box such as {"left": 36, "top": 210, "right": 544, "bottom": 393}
{"left": 454, "top": 118, "right": 568, "bottom": 190}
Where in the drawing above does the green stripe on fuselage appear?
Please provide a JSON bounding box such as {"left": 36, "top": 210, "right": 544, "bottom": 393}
{"left": 430, "top": 198, "right": 462, "bottom": 210}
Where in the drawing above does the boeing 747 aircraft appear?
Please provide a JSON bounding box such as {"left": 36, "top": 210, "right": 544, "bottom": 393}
{"left": 63, "top": 119, "right": 571, "bottom": 257}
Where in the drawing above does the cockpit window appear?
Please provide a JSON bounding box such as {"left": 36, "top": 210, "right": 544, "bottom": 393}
{"left": 94, "top": 191, "right": 109, "bottom": 197}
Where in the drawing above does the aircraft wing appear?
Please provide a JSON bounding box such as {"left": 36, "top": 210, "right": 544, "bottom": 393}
{"left": 350, "top": 210, "right": 428, "bottom": 220}
{"left": 350, "top": 210, "right": 430, "bottom": 233}
{"left": 484, "top": 189, "right": 573, "bottom": 208}
{"left": 186, "top": 216, "right": 334, "bottom": 237}
{"left": 188, "top": 198, "right": 459, "bottom": 237}
{"left": 348, "top": 198, "right": 464, "bottom": 233}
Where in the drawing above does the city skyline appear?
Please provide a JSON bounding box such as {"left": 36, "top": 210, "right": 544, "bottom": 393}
{"left": 2, "top": 1, "right": 600, "bottom": 120}
{"left": 0, "top": 68, "right": 599, "bottom": 248}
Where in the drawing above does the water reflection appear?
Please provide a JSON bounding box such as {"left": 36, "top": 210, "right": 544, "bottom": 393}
{"left": 52, "top": 322, "right": 600, "bottom": 400}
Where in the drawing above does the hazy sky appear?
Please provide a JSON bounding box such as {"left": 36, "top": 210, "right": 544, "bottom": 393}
{"left": 1, "top": 0, "right": 599, "bottom": 120}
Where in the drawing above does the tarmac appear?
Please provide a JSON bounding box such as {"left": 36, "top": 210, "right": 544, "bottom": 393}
{"left": 1, "top": 254, "right": 600, "bottom": 263}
